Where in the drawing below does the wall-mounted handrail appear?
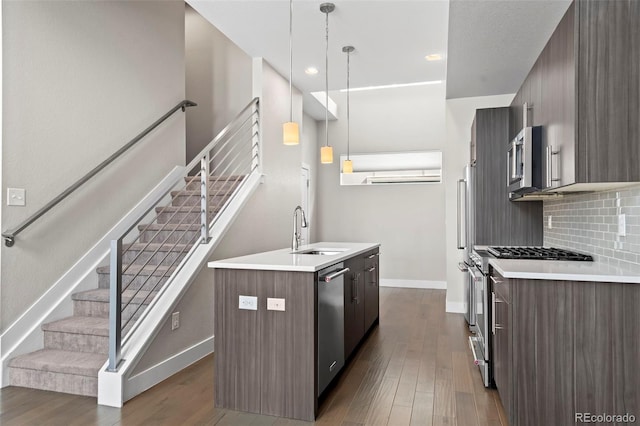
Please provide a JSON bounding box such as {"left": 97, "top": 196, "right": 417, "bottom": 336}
{"left": 2, "top": 100, "right": 197, "bottom": 247}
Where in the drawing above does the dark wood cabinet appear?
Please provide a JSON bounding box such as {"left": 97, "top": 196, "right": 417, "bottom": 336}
{"left": 490, "top": 271, "right": 640, "bottom": 425}
{"left": 344, "top": 248, "right": 380, "bottom": 360}
{"left": 363, "top": 252, "right": 379, "bottom": 332}
{"left": 473, "top": 108, "right": 542, "bottom": 246}
{"left": 343, "top": 255, "right": 365, "bottom": 359}
{"left": 511, "top": 0, "right": 640, "bottom": 191}
{"left": 490, "top": 272, "right": 511, "bottom": 425}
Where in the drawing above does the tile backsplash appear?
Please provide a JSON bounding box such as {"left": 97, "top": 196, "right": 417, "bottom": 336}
{"left": 544, "top": 184, "right": 640, "bottom": 270}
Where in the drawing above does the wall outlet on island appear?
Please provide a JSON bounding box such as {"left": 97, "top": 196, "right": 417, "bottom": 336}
{"left": 267, "top": 297, "right": 285, "bottom": 311}
{"left": 239, "top": 295, "right": 258, "bottom": 310}
{"left": 171, "top": 312, "right": 180, "bottom": 330}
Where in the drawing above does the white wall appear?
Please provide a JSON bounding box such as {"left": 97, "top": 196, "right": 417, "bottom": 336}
{"left": 443, "top": 94, "right": 514, "bottom": 312}
{"left": 1, "top": 0, "right": 186, "bottom": 330}
{"left": 185, "top": 4, "right": 253, "bottom": 163}
{"left": 316, "top": 84, "right": 447, "bottom": 285}
{"left": 301, "top": 113, "right": 318, "bottom": 243}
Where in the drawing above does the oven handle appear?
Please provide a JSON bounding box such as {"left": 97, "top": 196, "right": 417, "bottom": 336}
{"left": 468, "top": 336, "right": 485, "bottom": 366}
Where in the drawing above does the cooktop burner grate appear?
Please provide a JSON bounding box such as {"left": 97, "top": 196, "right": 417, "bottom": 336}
{"left": 487, "top": 246, "right": 593, "bottom": 261}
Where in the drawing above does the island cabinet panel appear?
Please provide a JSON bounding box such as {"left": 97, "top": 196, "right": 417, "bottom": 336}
{"left": 213, "top": 269, "right": 316, "bottom": 421}
{"left": 573, "top": 282, "right": 640, "bottom": 421}
{"left": 343, "top": 255, "right": 365, "bottom": 360}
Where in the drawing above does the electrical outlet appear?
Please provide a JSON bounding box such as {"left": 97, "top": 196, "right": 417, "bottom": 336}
{"left": 267, "top": 297, "right": 285, "bottom": 311}
{"left": 7, "top": 188, "right": 26, "bottom": 206}
{"left": 171, "top": 312, "right": 180, "bottom": 330}
{"left": 239, "top": 295, "right": 258, "bottom": 310}
{"left": 548, "top": 215, "right": 553, "bottom": 229}
{"left": 618, "top": 214, "right": 626, "bottom": 236}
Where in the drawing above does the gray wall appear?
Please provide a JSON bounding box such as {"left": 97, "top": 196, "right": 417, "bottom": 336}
{"left": 1, "top": 0, "right": 186, "bottom": 330}
{"left": 184, "top": 4, "right": 253, "bottom": 163}
{"left": 544, "top": 184, "right": 640, "bottom": 271}
{"left": 316, "top": 84, "right": 447, "bottom": 283}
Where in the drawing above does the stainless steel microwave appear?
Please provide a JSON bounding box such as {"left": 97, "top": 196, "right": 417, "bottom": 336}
{"left": 507, "top": 126, "right": 542, "bottom": 195}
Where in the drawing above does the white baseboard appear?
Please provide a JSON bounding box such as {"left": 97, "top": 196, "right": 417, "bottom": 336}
{"left": 379, "top": 279, "right": 447, "bottom": 290}
{"left": 123, "top": 336, "right": 214, "bottom": 403}
{"left": 446, "top": 301, "right": 466, "bottom": 314}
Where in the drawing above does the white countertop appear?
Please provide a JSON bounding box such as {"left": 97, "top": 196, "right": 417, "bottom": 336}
{"left": 207, "top": 242, "right": 380, "bottom": 272}
{"left": 489, "top": 257, "right": 640, "bottom": 283}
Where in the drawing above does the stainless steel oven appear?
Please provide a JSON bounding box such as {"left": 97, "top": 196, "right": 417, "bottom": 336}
{"left": 468, "top": 249, "right": 492, "bottom": 387}
{"left": 507, "top": 125, "right": 543, "bottom": 196}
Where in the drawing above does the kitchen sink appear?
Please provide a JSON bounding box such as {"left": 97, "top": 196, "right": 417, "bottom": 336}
{"left": 293, "top": 248, "right": 348, "bottom": 256}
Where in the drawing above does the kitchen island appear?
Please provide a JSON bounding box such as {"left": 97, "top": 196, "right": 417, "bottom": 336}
{"left": 207, "top": 242, "right": 380, "bottom": 421}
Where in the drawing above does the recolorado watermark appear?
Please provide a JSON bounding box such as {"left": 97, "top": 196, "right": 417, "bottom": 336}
{"left": 576, "top": 412, "right": 636, "bottom": 423}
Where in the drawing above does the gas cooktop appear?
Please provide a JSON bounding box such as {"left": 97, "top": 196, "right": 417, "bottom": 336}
{"left": 487, "top": 246, "right": 593, "bottom": 261}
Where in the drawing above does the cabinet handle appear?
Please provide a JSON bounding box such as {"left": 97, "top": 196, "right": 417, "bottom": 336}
{"left": 492, "top": 292, "right": 497, "bottom": 335}
{"left": 367, "top": 254, "right": 376, "bottom": 259}
{"left": 367, "top": 266, "right": 376, "bottom": 272}
{"left": 489, "top": 275, "right": 502, "bottom": 285}
{"left": 353, "top": 274, "right": 359, "bottom": 303}
{"left": 546, "top": 145, "right": 560, "bottom": 188}
{"left": 457, "top": 179, "right": 466, "bottom": 249}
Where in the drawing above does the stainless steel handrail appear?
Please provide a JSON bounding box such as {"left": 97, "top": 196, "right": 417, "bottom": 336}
{"left": 2, "top": 100, "right": 197, "bottom": 247}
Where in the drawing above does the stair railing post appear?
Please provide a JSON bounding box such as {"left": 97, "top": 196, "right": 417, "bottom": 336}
{"left": 108, "top": 238, "right": 123, "bottom": 371}
{"left": 252, "top": 100, "right": 260, "bottom": 173}
{"left": 200, "top": 153, "right": 211, "bottom": 243}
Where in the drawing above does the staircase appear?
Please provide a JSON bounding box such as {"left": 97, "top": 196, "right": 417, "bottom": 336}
{"left": 7, "top": 176, "right": 244, "bottom": 397}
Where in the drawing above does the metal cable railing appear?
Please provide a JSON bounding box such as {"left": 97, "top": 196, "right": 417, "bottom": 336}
{"left": 107, "top": 98, "right": 260, "bottom": 371}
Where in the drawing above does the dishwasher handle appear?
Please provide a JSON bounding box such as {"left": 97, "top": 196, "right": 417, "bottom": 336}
{"left": 321, "top": 267, "right": 350, "bottom": 283}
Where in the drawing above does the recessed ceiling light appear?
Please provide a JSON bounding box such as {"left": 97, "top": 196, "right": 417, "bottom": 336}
{"left": 305, "top": 67, "right": 319, "bottom": 75}
{"left": 425, "top": 54, "right": 443, "bottom": 61}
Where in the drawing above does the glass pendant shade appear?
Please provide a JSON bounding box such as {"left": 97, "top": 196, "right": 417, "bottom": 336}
{"left": 342, "top": 159, "right": 353, "bottom": 173}
{"left": 283, "top": 122, "right": 299, "bottom": 145}
{"left": 321, "top": 146, "right": 334, "bottom": 164}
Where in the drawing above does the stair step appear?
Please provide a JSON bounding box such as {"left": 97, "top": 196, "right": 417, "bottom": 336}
{"left": 184, "top": 175, "right": 244, "bottom": 191}
{"left": 137, "top": 222, "right": 202, "bottom": 244}
{"left": 121, "top": 242, "right": 192, "bottom": 267}
{"left": 42, "top": 316, "right": 109, "bottom": 354}
{"left": 72, "top": 288, "right": 157, "bottom": 320}
{"left": 170, "top": 189, "right": 233, "bottom": 207}
{"left": 9, "top": 349, "right": 104, "bottom": 397}
{"left": 155, "top": 205, "right": 221, "bottom": 225}
{"left": 96, "top": 264, "right": 177, "bottom": 290}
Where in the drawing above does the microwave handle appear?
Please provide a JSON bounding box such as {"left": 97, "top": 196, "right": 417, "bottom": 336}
{"left": 510, "top": 139, "right": 522, "bottom": 180}
{"left": 457, "top": 179, "right": 466, "bottom": 249}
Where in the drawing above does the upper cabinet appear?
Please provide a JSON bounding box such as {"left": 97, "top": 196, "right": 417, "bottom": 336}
{"left": 510, "top": 0, "right": 640, "bottom": 193}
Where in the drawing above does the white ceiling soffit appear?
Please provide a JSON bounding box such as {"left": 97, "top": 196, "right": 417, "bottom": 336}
{"left": 446, "top": 0, "right": 572, "bottom": 99}
{"left": 187, "top": 0, "right": 449, "bottom": 119}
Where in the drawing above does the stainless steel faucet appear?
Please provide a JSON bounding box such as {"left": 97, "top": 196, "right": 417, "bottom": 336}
{"left": 292, "top": 205, "right": 308, "bottom": 251}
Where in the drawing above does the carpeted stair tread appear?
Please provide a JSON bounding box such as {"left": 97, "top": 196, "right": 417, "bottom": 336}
{"left": 123, "top": 242, "right": 193, "bottom": 253}
{"left": 170, "top": 189, "right": 235, "bottom": 197}
{"left": 96, "top": 263, "right": 177, "bottom": 276}
{"left": 9, "top": 349, "right": 104, "bottom": 377}
{"left": 42, "top": 316, "right": 109, "bottom": 336}
{"left": 155, "top": 205, "right": 221, "bottom": 213}
{"left": 137, "top": 223, "right": 201, "bottom": 232}
{"left": 72, "top": 288, "right": 158, "bottom": 304}
{"left": 183, "top": 175, "right": 245, "bottom": 182}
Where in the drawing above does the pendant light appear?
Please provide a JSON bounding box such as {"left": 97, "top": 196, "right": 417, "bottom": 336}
{"left": 342, "top": 46, "right": 354, "bottom": 173}
{"left": 320, "top": 3, "right": 335, "bottom": 164}
{"left": 283, "top": 0, "right": 299, "bottom": 145}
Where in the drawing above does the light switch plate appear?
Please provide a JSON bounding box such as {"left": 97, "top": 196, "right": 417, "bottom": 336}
{"left": 171, "top": 312, "right": 180, "bottom": 330}
{"left": 239, "top": 295, "right": 258, "bottom": 310}
{"left": 7, "top": 188, "right": 26, "bottom": 206}
{"left": 267, "top": 298, "right": 285, "bottom": 311}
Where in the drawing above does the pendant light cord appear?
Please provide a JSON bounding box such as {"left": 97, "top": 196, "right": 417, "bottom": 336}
{"left": 289, "top": 0, "right": 293, "bottom": 122}
{"left": 324, "top": 8, "right": 329, "bottom": 148}
{"left": 346, "top": 49, "right": 350, "bottom": 160}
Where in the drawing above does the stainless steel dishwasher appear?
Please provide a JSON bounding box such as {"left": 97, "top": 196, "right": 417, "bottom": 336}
{"left": 317, "top": 262, "right": 349, "bottom": 395}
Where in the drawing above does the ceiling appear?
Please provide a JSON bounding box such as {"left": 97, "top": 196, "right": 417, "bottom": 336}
{"left": 188, "top": 0, "right": 572, "bottom": 118}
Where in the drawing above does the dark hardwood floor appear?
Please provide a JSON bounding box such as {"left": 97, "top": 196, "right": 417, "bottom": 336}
{"left": 0, "top": 288, "right": 507, "bottom": 425}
